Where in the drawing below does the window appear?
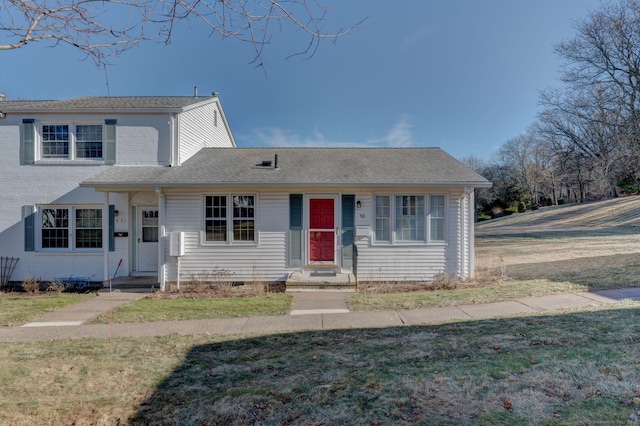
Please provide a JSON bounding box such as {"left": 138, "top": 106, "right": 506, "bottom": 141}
{"left": 205, "top": 196, "right": 227, "bottom": 241}
{"left": 76, "top": 209, "right": 103, "bottom": 248}
{"left": 40, "top": 123, "right": 104, "bottom": 160}
{"left": 375, "top": 195, "right": 391, "bottom": 242}
{"left": 42, "top": 125, "right": 69, "bottom": 158}
{"left": 395, "top": 195, "right": 425, "bottom": 241}
{"left": 205, "top": 195, "right": 256, "bottom": 243}
{"left": 232, "top": 195, "right": 255, "bottom": 241}
{"left": 374, "top": 194, "right": 446, "bottom": 244}
{"left": 41, "top": 207, "right": 102, "bottom": 250}
{"left": 76, "top": 125, "right": 103, "bottom": 158}
{"left": 430, "top": 195, "right": 445, "bottom": 241}
{"left": 42, "top": 208, "right": 69, "bottom": 248}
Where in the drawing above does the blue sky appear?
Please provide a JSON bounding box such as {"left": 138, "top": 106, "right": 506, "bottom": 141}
{"left": 1, "top": 0, "right": 604, "bottom": 159}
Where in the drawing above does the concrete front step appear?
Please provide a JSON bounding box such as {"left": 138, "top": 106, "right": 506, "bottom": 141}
{"left": 285, "top": 271, "right": 356, "bottom": 292}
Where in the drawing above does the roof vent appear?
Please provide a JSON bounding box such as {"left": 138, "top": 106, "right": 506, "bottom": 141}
{"left": 258, "top": 160, "right": 272, "bottom": 167}
{"left": 194, "top": 86, "right": 198, "bottom": 98}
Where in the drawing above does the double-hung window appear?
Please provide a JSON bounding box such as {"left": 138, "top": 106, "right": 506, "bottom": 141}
{"left": 41, "top": 207, "right": 103, "bottom": 250}
{"left": 395, "top": 195, "right": 425, "bottom": 241}
{"left": 374, "top": 194, "right": 446, "bottom": 244}
{"left": 42, "top": 123, "right": 104, "bottom": 160}
{"left": 429, "top": 195, "right": 446, "bottom": 241}
{"left": 204, "top": 195, "right": 256, "bottom": 243}
{"left": 76, "top": 125, "right": 103, "bottom": 158}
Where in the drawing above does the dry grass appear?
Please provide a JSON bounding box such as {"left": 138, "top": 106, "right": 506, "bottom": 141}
{"left": 351, "top": 197, "right": 640, "bottom": 310}
{"left": 2, "top": 305, "right": 640, "bottom": 425}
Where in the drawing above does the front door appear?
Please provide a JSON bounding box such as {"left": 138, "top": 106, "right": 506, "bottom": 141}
{"left": 137, "top": 208, "right": 158, "bottom": 272}
{"left": 309, "top": 198, "right": 335, "bottom": 263}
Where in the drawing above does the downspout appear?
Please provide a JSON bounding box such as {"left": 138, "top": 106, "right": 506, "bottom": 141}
{"left": 103, "top": 192, "right": 110, "bottom": 283}
{"left": 155, "top": 187, "right": 166, "bottom": 291}
{"left": 169, "top": 113, "right": 178, "bottom": 166}
{"left": 458, "top": 190, "right": 465, "bottom": 278}
{"left": 468, "top": 188, "right": 476, "bottom": 279}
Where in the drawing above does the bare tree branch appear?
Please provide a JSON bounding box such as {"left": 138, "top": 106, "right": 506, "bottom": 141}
{"left": 0, "top": 0, "right": 364, "bottom": 67}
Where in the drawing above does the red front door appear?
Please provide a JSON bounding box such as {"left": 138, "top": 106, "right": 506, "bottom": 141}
{"left": 309, "top": 198, "right": 335, "bottom": 262}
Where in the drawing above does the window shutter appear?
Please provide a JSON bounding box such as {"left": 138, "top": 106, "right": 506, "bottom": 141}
{"left": 104, "top": 119, "right": 117, "bottom": 164}
{"left": 23, "top": 205, "right": 36, "bottom": 251}
{"left": 109, "top": 205, "right": 115, "bottom": 251}
{"left": 21, "top": 119, "right": 35, "bottom": 165}
{"left": 289, "top": 194, "right": 303, "bottom": 267}
{"left": 341, "top": 195, "right": 355, "bottom": 269}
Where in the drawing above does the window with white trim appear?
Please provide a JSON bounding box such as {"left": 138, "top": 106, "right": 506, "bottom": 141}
{"left": 41, "top": 123, "right": 104, "bottom": 160}
{"left": 375, "top": 195, "right": 391, "bottom": 242}
{"left": 204, "top": 195, "right": 255, "bottom": 242}
{"left": 41, "top": 207, "right": 103, "bottom": 250}
{"left": 395, "top": 195, "right": 424, "bottom": 241}
{"left": 374, "top": 194, "right": 446, "bottom": 244}
{"left": 430, "top": 195, "right": 446, "bottom": 241}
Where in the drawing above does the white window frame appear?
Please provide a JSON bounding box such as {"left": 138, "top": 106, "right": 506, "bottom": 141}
{"left": 373, "top": 193, "right": 447, "bottom": 245}
{"left": 38, "top": 122, "right": 105, "bottom": 162}
{"left": 203, "top": 194, "right": 257, "bottom": 244}
{"left": 38, "top": 205, "right": 104, "bottom": 252}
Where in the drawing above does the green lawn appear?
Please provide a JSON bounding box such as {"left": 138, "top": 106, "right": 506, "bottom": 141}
{"left": 88, "top": 293, "right": 293, "bottom": 323}
{"left": 0, "top": 294, "right": 94, "bottom": 327}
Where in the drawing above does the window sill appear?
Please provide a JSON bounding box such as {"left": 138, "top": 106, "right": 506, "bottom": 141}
{"left": 35, "top": 251, "right": 103, "bottom": 255}
{"left": 34, "top": 159, "right": 106, "bottom": 166}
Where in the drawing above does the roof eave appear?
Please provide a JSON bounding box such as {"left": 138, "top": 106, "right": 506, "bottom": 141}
{"left": 81, "top": 181, "right": 492, "bottom": 191}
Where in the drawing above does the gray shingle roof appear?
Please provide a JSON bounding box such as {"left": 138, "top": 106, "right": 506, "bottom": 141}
{"left": 82, "top": 147, "right": 492, "bottom": 188}
{"left": 0, "top": 96, "right": 215, "bottom": 112}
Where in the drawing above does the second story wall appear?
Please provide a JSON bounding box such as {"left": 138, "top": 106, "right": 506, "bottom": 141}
{"left": 178, "top": 100, "right": 235, "bottom": 164}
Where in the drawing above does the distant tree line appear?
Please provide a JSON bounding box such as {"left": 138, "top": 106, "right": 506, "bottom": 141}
{"left": 466, "top": 0, "right": 640, "bottom": 217}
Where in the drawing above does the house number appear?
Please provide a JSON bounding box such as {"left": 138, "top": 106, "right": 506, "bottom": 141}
{"left": 359, "top": 214, "right": 365, "bottom": 219}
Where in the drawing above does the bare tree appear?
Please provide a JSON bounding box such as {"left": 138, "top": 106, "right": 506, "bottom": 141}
{"left": 0, "top": 0, "right": 363, "bottom": 67}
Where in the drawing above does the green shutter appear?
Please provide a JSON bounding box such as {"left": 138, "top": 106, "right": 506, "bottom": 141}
{"left": 341, "top": 195, "right": 355, "bottom": 269}
{"left": 289, "top": 194, "right": 303, "bottom": 267}
{"left": 109, "top": 205, "right": 115, "bottom": 251}
{"left": 104, "top": 119, "right": 117, "bottom": 164}
{"left": 23, "top": 205, "right": 36, "bottom": 251}
{"left": 21, "top": 119, "right": 35, "bottom": 165}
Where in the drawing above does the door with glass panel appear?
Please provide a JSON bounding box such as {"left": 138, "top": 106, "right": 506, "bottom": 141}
{"left": 137, "top": 208, "right": 158, "bottom": 272}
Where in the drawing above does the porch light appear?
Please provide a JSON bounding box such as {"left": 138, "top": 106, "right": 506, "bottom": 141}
{"left": 356, "top": 200, "right": 362, "bottom": 209}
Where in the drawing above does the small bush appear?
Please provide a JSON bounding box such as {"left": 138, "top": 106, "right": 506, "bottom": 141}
{"left": 518, "top": 201, "right": 526, "bottom": 212}
{"left": 21, "top": 276, "right": 40, "bottom": 293}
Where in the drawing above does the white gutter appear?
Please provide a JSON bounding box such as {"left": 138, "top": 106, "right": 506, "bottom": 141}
{"left": 155, "top": 187, "right": 166, "bottom": 291}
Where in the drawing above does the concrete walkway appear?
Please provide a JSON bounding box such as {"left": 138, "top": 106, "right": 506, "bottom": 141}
{"left": 1, "top": 287, "right": 640, "bottom": 342}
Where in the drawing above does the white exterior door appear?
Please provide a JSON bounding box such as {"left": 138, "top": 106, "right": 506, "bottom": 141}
{"left": 137, "top": 208, "right": 158, "bottom": 272}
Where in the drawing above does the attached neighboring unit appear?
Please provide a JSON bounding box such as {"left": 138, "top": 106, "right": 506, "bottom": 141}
{"left": 1, "top": 95, "right": 491, "bottom": 291}
{"left": 0, "top": 95, "right": 235, "bottom": 286}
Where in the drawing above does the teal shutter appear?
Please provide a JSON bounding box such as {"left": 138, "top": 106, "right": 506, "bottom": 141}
{"left": 21, "top": 119, "right": 35, "bottom": 165}
{"left": 104, "top": 119, "right": 116, "bottom": 164}
{"left": 23, "top": 205, "right": 36, "bottom": 251}
{"left": 108, "top": 205, "right": 115, "bottom": 251}
{"left": 341, "top": 195, "right": 355, "bottom": 269}
{"left": 289, "top": 194, "right": 303, "bottom": 267}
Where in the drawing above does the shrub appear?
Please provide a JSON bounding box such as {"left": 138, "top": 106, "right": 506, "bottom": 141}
{"left": 518, "top": 201, "right": 527, "bottom": 212}
{"left": 21, "top": 276, "right": 40, "bottom": 293}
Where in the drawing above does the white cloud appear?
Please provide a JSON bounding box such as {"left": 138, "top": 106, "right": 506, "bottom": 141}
{"left": 366, "top": 116, "right": 415, "bottom": 147}
{"left": 403, "top": 27, "right": 437, "bottom": 47}
{"left": 243, "top": 116, "right": 414, "bottom": 148}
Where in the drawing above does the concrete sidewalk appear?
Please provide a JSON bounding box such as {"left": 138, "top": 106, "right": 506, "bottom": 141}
{"left": 1, "top": 287, "right": 639, "bottom": 342}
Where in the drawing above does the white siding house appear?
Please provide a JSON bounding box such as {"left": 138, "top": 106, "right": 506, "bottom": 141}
{"left": 1, "top": 94, "right": 490, "bottom": 291}
{"left": 0, "top": 95, "right": 235, "bottom": 285}
{"left": 82, "top": 148, "right": 491, "bottom": 290}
